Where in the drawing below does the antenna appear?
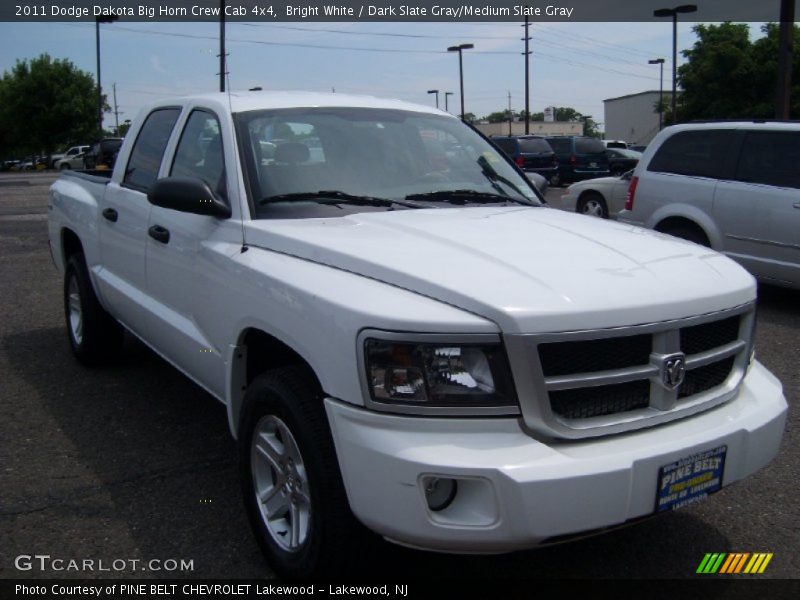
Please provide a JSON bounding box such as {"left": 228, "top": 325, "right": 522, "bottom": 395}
{"left": 224, "top": 72, "right": 248, "bottom": 252}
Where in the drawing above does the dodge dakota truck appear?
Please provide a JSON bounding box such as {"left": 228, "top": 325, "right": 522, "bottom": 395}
{"left": 48, "top": 92, "right": 787, "bottom": 578}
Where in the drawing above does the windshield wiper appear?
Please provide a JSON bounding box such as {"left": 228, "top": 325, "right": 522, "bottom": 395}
{"left": 477, "top": 155, "right": 534, "bottom": 201}
{"left": 259, "top": 190, "right": 424, "bottom": 209}
{"left": 405, "top": 189, "right": 533, "bottom": 206}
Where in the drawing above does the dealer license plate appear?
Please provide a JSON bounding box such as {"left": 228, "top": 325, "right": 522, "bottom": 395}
{"left": 656, "top": 445, "right": 727, "bottom": 512}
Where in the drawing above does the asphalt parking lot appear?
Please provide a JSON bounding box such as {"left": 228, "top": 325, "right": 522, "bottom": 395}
{"left": 0, "top": 171, "right": 797, "bottom": 581}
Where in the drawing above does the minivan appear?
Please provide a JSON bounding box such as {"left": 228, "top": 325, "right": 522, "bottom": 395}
{"left": 544, "top": 136, "right": 610, "bottom": 186}
{"left": 619, "top": 121, "right": 800, "bottom": 290}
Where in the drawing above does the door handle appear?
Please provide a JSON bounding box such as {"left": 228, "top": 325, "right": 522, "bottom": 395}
{"left": 101, "top": 208, "right": 118, "bottom": 222}
{"left": 148, "top": 225, "right": 170, "bottom": 244}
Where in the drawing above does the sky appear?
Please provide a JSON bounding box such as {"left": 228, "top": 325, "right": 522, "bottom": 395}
{"left": 0, "top": 19, "right": 769, "bottom": 133}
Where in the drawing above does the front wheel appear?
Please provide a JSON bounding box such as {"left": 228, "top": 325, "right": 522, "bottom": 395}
{"left": 239, "top": 367, "right": 364, "bottom": 578}
{"left": 59, "top": 163, "right": 70, "bottom": 170}
{"left": 577, "top": 192, "right": 608, "bottom": 218}
{"left": 63, "top": 253, "right": 123, "bottom": 365}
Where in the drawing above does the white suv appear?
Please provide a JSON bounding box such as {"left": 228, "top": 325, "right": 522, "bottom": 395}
{"left": 619, "top": 122, "right": 800, "bottom": 290}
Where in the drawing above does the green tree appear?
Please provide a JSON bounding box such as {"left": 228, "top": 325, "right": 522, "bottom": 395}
{"left": 675, "top": 22, "right": 800, "bottom": 121}
{"left": 0, "top": 54, "right": 102, "bottom": 159}
{"left": 485, "top": 110, "right": 513, "bottom": 123}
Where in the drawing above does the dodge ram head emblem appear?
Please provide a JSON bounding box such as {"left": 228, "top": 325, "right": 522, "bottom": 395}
{"left": 660, "top": 353, "right": 686, "bottom": 390}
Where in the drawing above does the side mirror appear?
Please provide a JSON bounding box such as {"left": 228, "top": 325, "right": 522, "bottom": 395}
{"left": 148, "top": 177, "right": 232, "bottom": 218}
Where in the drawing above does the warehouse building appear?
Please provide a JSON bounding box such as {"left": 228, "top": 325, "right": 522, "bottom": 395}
{"left": 603, "top": 90, "right": 675, "bottom": 146}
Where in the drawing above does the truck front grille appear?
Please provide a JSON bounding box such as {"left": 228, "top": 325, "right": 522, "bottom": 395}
{"left": 511, "top": 303, "right": 755, "bottom": 438}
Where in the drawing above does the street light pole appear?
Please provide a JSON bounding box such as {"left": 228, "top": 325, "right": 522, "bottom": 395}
{"left": 95, "top": 14, "right": 118, "bottom": 136}
{"left": 427, "top": 89, "right": 440, "bottom": 109}
{"left": 654, "top": 5, "right": 697, "bottom": 125}
{"left": 448, "top": 43, "right": 474, "bottom": 121}
{"left": 522, "top": 11, "right": 531, "bottom": 134}
{"left": 444, "top": 92, "right": 453, "bottom": 113}
{"left": 649, "top": 58, "right": 665, "bottom": 130}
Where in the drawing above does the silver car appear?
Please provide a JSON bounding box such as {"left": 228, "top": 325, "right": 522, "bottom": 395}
{"left": 549, "top": 170, "right": 632, "bottom": 219}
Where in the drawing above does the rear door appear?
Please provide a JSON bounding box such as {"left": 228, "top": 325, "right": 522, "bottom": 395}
{"left": 96, "top": 107, "right": 181, "bottom": 336}
{"left": 144, "top": 107, "right": 238, "bottom": 397}
{"left": 713, "top": 129, "right": 800, "bottom": 286}
{"left": 518, "top": 137, "right": 555, "bottom": 171}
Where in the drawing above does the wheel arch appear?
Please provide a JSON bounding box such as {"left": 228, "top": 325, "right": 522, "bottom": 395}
{"left": 227, "top": 327, "right": 324, "bottom": 439}
{"left": 654, "top": 216, "right": 713, "bottom": 247}
{"left": 649, "top": 204, "right": 722, "bottom": 249}
{"left": 61, "top": 227, "right": 84, "bottom": 270}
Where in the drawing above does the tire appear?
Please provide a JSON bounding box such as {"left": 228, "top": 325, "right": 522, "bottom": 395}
{"left": 63, "top": 253, "right": 123, "bottom": 366}
{"left": 662, "top": 225, "right": 710, "bottom": 247}
{"left": 59, "top": 163, "right": 70, "bottom": 170}
{"left": 577, "top": 192, "right": 608, "bottom": 218}
{"left": 548, "top": 171, "right": 562, "bottom": 187}
{"left": 239, "top": 367, "right": 364, "bottom": 578}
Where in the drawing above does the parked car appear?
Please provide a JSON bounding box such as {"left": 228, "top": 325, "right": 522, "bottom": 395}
{"left": 55, "top": 145, "right": 91, "bottom": 170}
{"left": 619, "top": 121, "right": 800, "bottom": 289}
{"left": 49, "top": 93, "right": 786, "bottom": 578}
{"left": 490, "top": 135, "right": 559, "bottom": 183}
{"left": 552, "top": 170, "right": 634, "bottom": 218}
{"left": 628, "top": 144, "right": 648, "bottom": 153}
{"left": 606, "top": 147, "right": 642, "bottom": 176}
{"left": 544, "top": 136, "right": 610, "bottom": 186}
{"left": 602, "top": 139, "right": 629, "bottom": 149}
{"left": 83, "top": 138, "right": 123, "bottom": 170}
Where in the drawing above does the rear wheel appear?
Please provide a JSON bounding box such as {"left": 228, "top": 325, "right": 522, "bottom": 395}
{"left": 63, "top": 253, "right": 123, "bottom": 365}
{"left": 548, "top": 171, "right": 562, "bottom": 187}
{"left": 577, "top": 192, "right": 608, "bottom": 218}
{"left": 239, "top": 367, "right": 364, "bottom": 578}
{"left": 59, "top": 163, "right": 70, "bottom": 170}
{"left": 661, "top": 225, "right": 710, "bottom": 247}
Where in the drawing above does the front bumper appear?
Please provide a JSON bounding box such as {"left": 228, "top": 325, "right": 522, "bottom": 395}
{"left": 325, "top": 360, "right": 786, "bottom": 553}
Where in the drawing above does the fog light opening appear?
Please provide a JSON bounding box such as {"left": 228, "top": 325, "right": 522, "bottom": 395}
{"left": 424, "top": 477, "right": 458, "bottom": 512}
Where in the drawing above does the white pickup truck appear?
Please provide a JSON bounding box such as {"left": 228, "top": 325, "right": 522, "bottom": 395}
{"left": 49, "top": 92, "right": 787, "bottom": 578}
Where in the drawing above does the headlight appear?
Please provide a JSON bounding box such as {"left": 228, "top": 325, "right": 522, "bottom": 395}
{"left": 363, "top": 338, "right": 518, "bottom": 412}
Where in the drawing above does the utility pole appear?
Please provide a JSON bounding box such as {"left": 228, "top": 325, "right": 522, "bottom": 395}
{"left": 775, "top": 0, "right": 794, "bottom": 119}
{"left": 219, "top": 0, "right": 226, "bottom": 92}
{"left": 522, "top": 10, "right": 531, "bottom": 134}
{"left": 112, "top": 83, "right": 122, "bottom": 136}
{"left": 508, "top": 91, "right": 512, "bottom": 135}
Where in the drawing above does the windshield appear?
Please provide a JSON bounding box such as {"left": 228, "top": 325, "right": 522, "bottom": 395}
{"left": 236, "top": 107, "right": 541, "bottom": 218}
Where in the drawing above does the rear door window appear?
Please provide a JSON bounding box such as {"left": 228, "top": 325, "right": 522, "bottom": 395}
{"left": 735, "top": 131, "right": 800, "bottom": 189}
{"left": 518, "top": 138, "right": 552, "bottom": 153}
{"left": 492, "top": 138, "right": 516, "bottom": 154}
{"left": 647, "top": 129, "right": 734, "bottom": 178}
{"left": 547, "top": 138, "right": 571, "bottom": 154}
{"left": 123, "top": 108, "right": 181, "bottom": 191}
{"left": 575, "top": 138, "right": 606, "bottom": 154}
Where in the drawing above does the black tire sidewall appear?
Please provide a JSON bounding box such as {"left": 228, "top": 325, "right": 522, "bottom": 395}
{"left": 238, "top": 369, "right": 355, "bottom": 578}
{"left": 63, "top": 253, "right": 122, "bottom": 365}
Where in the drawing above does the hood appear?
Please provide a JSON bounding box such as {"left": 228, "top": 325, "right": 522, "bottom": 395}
{"left": 244, "top": 207, "right": 755, "bottom": 334}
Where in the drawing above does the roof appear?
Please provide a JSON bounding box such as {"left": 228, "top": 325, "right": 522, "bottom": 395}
{"left": 603, "top": 90, "right": 676, "bottom": 103}
{"left": 138, "top": 90, "right": 449, "bottom": 116}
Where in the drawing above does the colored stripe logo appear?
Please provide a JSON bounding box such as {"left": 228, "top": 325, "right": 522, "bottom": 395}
{"left": 697, "top": 553, "right": 773, "bottom": 574}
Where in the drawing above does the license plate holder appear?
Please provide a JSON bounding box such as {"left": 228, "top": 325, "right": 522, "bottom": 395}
{"left": 656, "top": 445, "right": 727, "bottom": 512}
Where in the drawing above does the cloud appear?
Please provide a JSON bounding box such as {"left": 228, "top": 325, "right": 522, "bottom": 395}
{"left": 150, "top": 54, "right": 167, "bottom": 75}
